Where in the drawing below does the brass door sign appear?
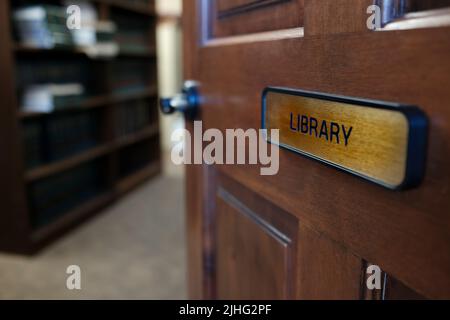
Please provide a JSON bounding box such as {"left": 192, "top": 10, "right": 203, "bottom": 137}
{"left": 262, "top": 87, "right": 428, "bottom": 190}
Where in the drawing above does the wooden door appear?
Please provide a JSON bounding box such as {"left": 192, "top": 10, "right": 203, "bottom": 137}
{"left": 182, "top": 0, "right": 450, "bottom": 299}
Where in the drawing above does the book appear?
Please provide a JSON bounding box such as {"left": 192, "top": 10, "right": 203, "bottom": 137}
{"left": 112, "top": 10, "right": 154, "bottom": 55}
{"left": 119, "top": 139, "right": 154, "bottom": 178}
{"left": 46, "top": 111, "right": 98, "bottom": 162}
{"left": 21, "top": 83, "right": 85, "bottom": 113}
{"left": 29, "top": 161, "right": 104, "bottom": 227}
{"left": 16, "top": 59, "right": 90, "bottom": 94}
{"left": 111, "top": 59, "right": 154, "bottom": 94}
{"left": 22, "top": 111, "right": 99, "bottom": 168}
{"left": 13, "top": 5, "right": 74, "bottom": 49}
{"left": 22, "top": 120, "right": 44, "bottom": 169}
{"left": 78, "top": 21, "right": 119, "bottom": 59}
{"left": 116, "top": 99, "right": 151, "bottom": 136}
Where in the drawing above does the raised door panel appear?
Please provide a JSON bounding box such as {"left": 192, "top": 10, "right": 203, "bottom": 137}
{"left": 215, "top": 174, "right": 298, "bottom": 299}
{"left": 208, "top": 0, "right": 304, "bottom": 38}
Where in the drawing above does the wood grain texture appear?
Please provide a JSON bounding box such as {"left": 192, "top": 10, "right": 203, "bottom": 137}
{"left": 297, "top": 225, "right": 362, "bottom": 300}
{"left": 0, "top": 0, "right": 32, "bottom": 253}
{"left": 216, "top": 193, "right": 290, "bottom": 299}
{"left": 265, "top": 90, "right": 412, "bottom": 188}
{"left": 360, "top": 262, "right": 426, "bottom": 300}
{"left": 217, "top": 0, "right": 288, "bottom": 17}
{"left": 304, "top": 0, "right": 373, "bottom": 36}
{"left": 215, "top": 174, "right": 298, "bottom": 299}
{"left": 384, "top": 275, "right": 426, "bottom": 300}
{"left": 208, "top": 0, "right": 304, "bottom": 38}
{"left": 184, "top": 0, "right": 207, "bottom": 300}
{"left": 184, "top": 0, "right": 450, "bottom": 299}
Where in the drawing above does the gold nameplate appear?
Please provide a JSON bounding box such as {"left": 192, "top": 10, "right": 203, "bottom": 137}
{"left": 262, "top": 87, "right": 428, "bottom": 189}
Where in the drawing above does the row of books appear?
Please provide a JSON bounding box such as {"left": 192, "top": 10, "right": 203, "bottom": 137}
{"left": 23, "top": 121, "right": 44, "bottom": 169}
{"left": 17, "top": 59, "right": 90, "bottom": 90}
{"left": 13, "top": 4, "right": 118, "bottom": 58}
{"left": 17, "top": 58, "right": 155, "bottom": 112}
{"left": 17, "top": 58, "right": 91, "bottom": 112}
{"left": 111, "top": 59, "right": 154, "bottom": 93}
{"left": 119, "top": 139, "right": 155, "bottom": 178}
{"left": 21, "top": 83, "right": 85, "bottom": 113}
{"left": 125, "top": 0, "right": 152, "bottom": 5}
{"left": 28, "top": 161, "right": 104, "bottom": 227}
{"left": 18, "top": 57, "right": 153, "bottom": 96}
{"left": 13, "top": 3, "right": 155, "bottom": 57}
{"left": 112, "top": 11, "right": 154, "bottom": 54}
{"left": 116, "top": 99, "right": 152, "bottom": 136}
{"left": 23, "top": 112, "right": 99, "bottom": 169}
{"left": 13, "top": 5, "right": 73, "bottom": 48}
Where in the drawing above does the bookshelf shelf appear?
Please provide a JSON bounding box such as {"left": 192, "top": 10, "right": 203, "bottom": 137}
{"left": 115, "top": 160, "right": 161, "bottom": 196}
{"left": 94, "top": 0, "right": 156, "bottom": 16}
{"left": 14, "top": 44, "right": 157, "bottom": 59}
{"left": 24, "top": 124, "right": 159, "bottom": 183}
{"left": 118, "top": 48, "right": 157, "bottom": 58}
{"left": 0, "top": 0, "right": 161, "bottom": 254}
{"left": 18, "top": 87, "right": 158, "bottom": 119}
{"left": 116, "top": 124, "right": 159, "bottom": 148}
{"left": 25, "top": 144, "right": 114, "bottom": 182}
{"left": 31, "top": 191, "right": 115, "bottom": 244}
{"left": 14, "top": 43, "right": 88, "bottom": 56}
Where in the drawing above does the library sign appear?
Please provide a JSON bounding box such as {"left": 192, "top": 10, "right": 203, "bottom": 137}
{"left": 262, "top": 87, "right": 428, "bottom": 190}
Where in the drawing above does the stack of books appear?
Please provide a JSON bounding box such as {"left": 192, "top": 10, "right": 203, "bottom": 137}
{"left": 79, "top": 21, "right": 119, "bottom": 59}
{"left": 14, "top": 3, "right": 119, "bottom": 58}
{"left": 21, "top": 83, "right": 85, "bottom": 113}
{"left": 13, "top": 5, "right": 73, "bottom": 48}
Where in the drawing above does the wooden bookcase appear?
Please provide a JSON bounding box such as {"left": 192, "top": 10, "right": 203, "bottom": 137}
{"left": 0, "top": 0, "right": 160, "bottom": 254}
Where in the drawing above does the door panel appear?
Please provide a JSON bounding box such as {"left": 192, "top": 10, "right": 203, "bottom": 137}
{"left": 216, "top": 175, "right": 298, "bottom": 299}
{"left": 383, "top": 276, "right": 426, "bottom": 300}
{"left": 297, "top": 225, "right": 362, "bottom": 300}
{"left": 209, "top": 0, "right": 304, "bottom": 38}
{"left": 183, "top": 0, "right": 450, "bottom": 299}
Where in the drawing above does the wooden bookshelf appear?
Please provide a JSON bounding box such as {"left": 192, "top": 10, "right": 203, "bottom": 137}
{"left": 115, "top": 160, "right": 161, "bottom": 196}
{"left": 25, "top": 144, "right": 113, "bottom": 182}
{"left": 0, "top": 0, "right": 161, "bottom": 254}
{"left": 116, "top": 123, "right": 159, "bottom": 148}
{"left": 14, "top": 43, "right": 157, "bottom": 59}
{"left": 18, "top": 87, "right": 157, "bottom": 119}
{"left": 94, "top": 0, "right": 156, "bottom": 16}
{"left": 31, "top": 192, "right": 115, "bottom": 244}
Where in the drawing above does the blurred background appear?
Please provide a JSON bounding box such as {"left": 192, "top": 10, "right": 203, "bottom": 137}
{"left": 0, "top": 0, "right": 186, "bottom": 299}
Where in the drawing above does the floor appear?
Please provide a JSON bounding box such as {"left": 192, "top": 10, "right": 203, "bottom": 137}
{"left": 0, "top": 172, "right": 187, "bottom": 299}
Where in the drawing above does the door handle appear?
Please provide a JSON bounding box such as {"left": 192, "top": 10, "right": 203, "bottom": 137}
{"left": 160, "top": 80, "right": 200, "bottom": 118}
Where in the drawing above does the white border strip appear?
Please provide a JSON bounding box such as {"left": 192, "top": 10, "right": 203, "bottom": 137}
{"left": 204, "top": 27, "right": 304, "bottom": 47}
